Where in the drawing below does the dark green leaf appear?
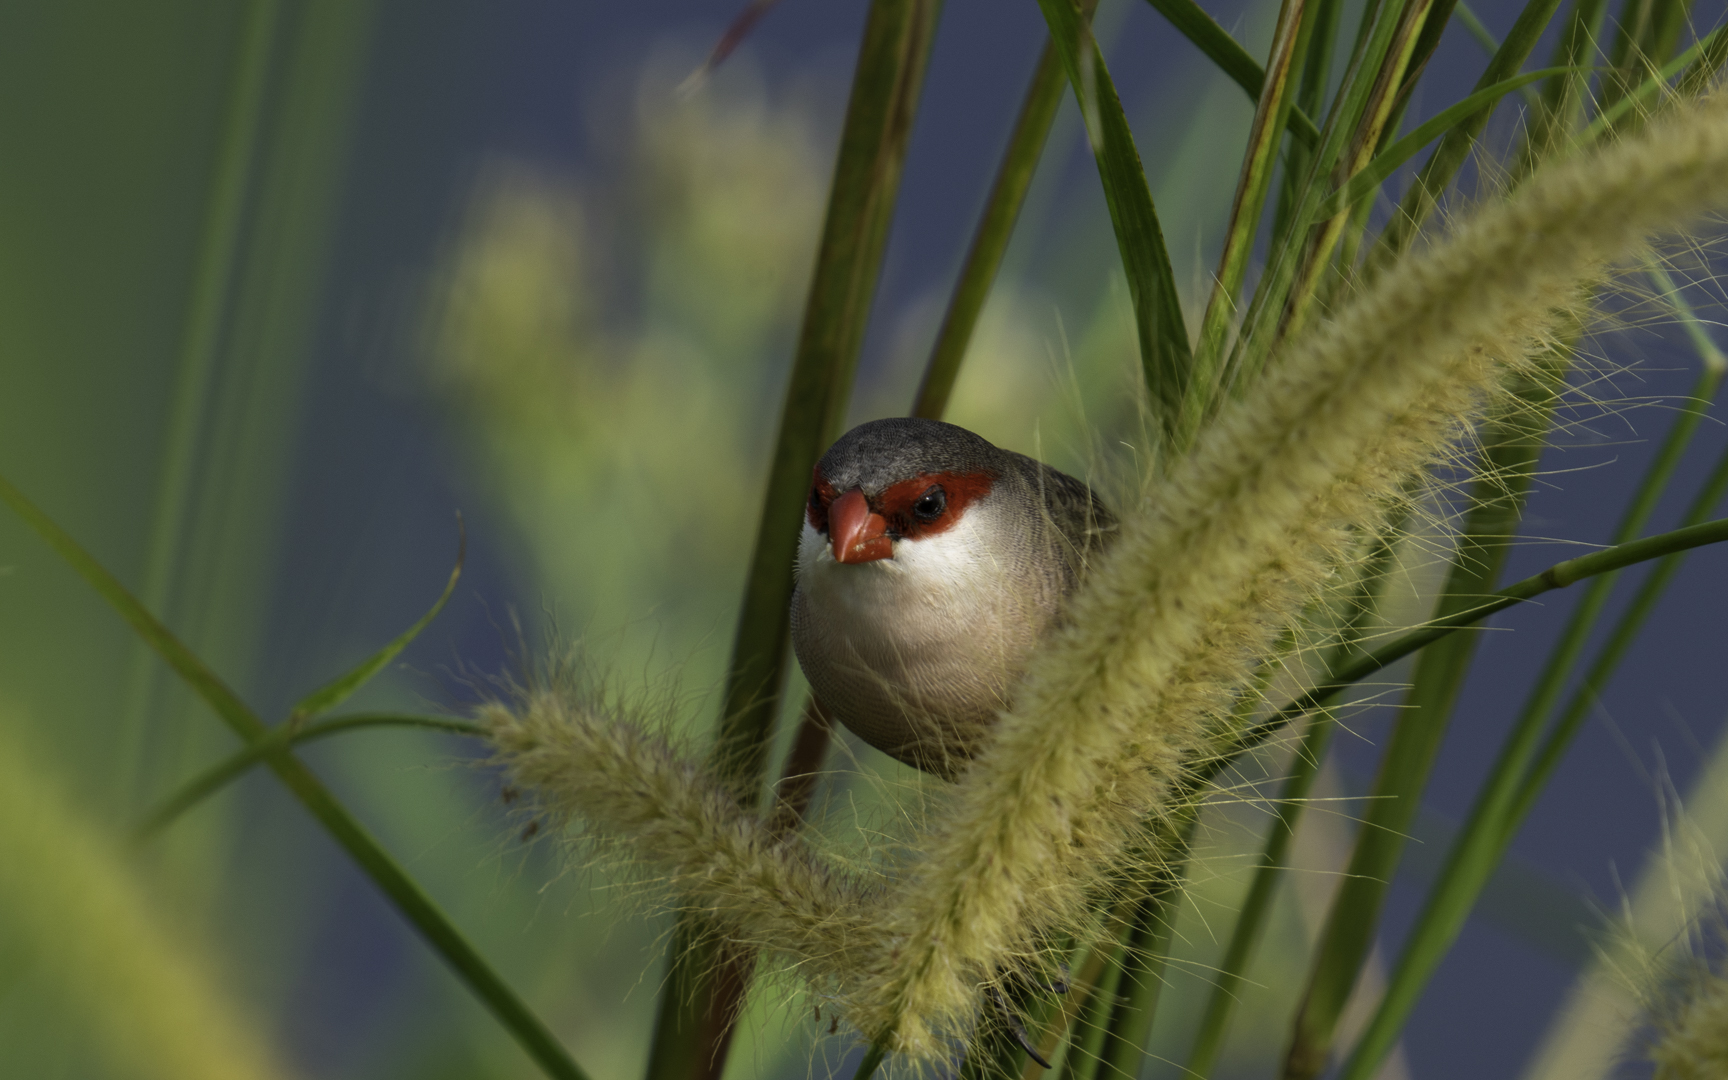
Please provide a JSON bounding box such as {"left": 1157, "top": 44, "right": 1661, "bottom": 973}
{"left": 1037, "top": 0, "right": 1192, "bottom": 433}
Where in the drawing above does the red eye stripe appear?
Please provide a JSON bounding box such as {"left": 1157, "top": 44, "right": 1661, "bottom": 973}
{"left": 807, "top": 469, "right": 839, "bottom": 533}
{"left": 877, "top": 471, "right": 995, "bottom": 539}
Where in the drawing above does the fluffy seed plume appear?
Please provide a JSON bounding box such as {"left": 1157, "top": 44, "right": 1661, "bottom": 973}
{"left": 852, "top": 89, "right": 1728, "bottom": 1056}
{"left": 482, "top": 667, "right": 877, "bottom": 983}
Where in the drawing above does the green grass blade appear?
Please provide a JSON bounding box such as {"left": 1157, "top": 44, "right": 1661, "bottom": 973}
{"left": 650, "top": 4, "right": 945, "bottom": 1078}
{"left": 1141, "top": 0, "right": 1323, "bottom": 145}
{"left": 1184, "top": 0, "right": 1317, "bottom": 448}
{"left": 1230, "top": 0, "right": 1436, "bottom": 380}
{"left": 1281, "top": 349, "right": 1568, "bottom": 1079}
{"left": 1037, "top": 0, "right": 1192, "bottom": 438}
{"left": 1313, "top": 67, "right": 1568, "bottom": 221}
{"left": 115, "top": 0, "right": 283, "bottom": 808}
{"left": 0, "top": 471, "right": 591, "bottom": 1080}
{"left": 914, "top": 37, "right": 1066, "bottom": 419}
{"left": 1272, "top": 0, "right": 1345, "bottom": 248}
{"left": 1369, "top": 0, "right": 1567, "bottom": 268}
{"left": 1578, "top": 22, "right": 1728, "bottom": 142}
{"left": 1093, "top": 813, "right": 1198, "bottom": 1080}
{"left": 291, "top": 516, "right": 464, "bottom": 720}
{"left": 133, "top": 712, "right": 484, "bottom": 841}
{"left": 1453, "top": 0, "right": 1502, "bottom": 55}
{"left": 1224, "top": 514, "right": 1728, "bottom": 768}
{"left": 1335, "top": 279, "right": 1727, "bottom": 1080}
{"left": 852, "top": 1040, "right": 891, "bottom": 1080}
{"left": 1185, "top": 535, "right": 1400, "bottom": 1078}
{"left": 1187, "top": 711, "right": 1337, "bottom": 1079}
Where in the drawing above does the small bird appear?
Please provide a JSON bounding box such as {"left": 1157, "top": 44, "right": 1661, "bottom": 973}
{"left": 791, "top": 417, "right": 1115, "bottom": 779}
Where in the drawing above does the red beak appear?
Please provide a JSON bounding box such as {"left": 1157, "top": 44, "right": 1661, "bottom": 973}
{"left": 829, "top": 488, "right": 892, "bottom": 564}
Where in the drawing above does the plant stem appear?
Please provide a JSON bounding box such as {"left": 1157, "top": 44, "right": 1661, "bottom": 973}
{"left": 1333, "top": 272, "right": 1728, "bottom": 1080}
{"left": 0, "top": 473, "right": 590, "bottom": 1080}
{"left": 647, "top": 3, "right": 944, "bottom": 1078}
{"left": 914, "top": 36, "right": 1068, "bottom": 420}
{"left": 133, "top": 713, "right": 485, "bottom": 842}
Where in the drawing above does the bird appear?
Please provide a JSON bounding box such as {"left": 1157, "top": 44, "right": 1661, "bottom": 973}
{"left": 790, "top": 417, "right": 1116, "bottom": 779}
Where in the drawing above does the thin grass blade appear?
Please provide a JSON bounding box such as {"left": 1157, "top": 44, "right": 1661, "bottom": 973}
{"left": 1335, "top": 275, "right": 1728, "bottom": 1080}
{"left": 1312, "top": 68, "right": 1568, "bottom": 221}
{"left": 133, "top": 712, "right": 484, "bottom": 841}
{"left": 650, "top": 3, "right": 945, "bottom": 1077}
{"left": 914, "top": 37, "right": 1067, "bottom": 419}
{"left": 1037, "top": 0, "right": 1192, "bottom": 437}
{"left": 1141, "top": 0, "right": 1323, "bottom": 144}
{"left": 291, "top": 515, "right": 464, "bottom": 720}
{"left": 0, "top": 471, "right": 591, "bottom": 1080}
{"left": 1184, "top": 0, "right": 1315, "bottom": 449}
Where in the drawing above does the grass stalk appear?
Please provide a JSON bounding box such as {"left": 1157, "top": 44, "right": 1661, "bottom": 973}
{"left": 1036, "top": 0, "right": 1191, "bottom": 436}
{"left": 1184, "top": 0, "right": 1315, "bottom": 447}
{"left": 649, "top": 3, "right": 945, "bottom": 1076}
{"left": 1335, "top": 279, "right": 1728, "bottom": 1080}
{"left": 0, "top": 472, "right": 591, "bottom": 1080}
{"left": 133, "top": 713, "right": 486, "bottom": 842}
{"left": 1280, "top": 346, "right": 1570, "bottom": 1080}
{"left": 1093, "top": 814, "right": 1198, "bottom": 1080}
{"left": 114, "top": 0, "right": 283, "bottom": 812}
{"left": 913, "top": 36, "right": 1067, "bottom": 419}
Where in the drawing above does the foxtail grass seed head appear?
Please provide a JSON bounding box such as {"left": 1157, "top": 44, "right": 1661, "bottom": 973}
{"left": 482, "top": 659, "right": 877, "bottom": 987}
{"left": 852, "top": 87, "right": 1728, "bottom": 1057}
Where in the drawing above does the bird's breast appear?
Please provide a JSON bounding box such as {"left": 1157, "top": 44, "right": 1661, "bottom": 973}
{"left": 790, "top": 511, "right": 1061, "bottom": 777}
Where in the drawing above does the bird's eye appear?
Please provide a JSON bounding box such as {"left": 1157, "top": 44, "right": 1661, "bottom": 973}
{"left": 809, "top": 486, "right": 823, "bottom": 510}
{"left": 912, "top": 485, "right": 946, "bottom": 522}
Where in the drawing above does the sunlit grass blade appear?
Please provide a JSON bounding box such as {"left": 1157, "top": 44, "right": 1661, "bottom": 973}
{"left": 133, "top": 712, "right": 484, "bottom": 841}
{"left": 1312, "top": 67, "right": 1568, "bottom": 221}
{"left": 1579, "top": 22, "right": 1728, "bottom": 142}
{"left": 1141, "top": 0, "right": 1323, "bottom": 145}
{"left": 290, "top": 515, "right": 463, "bottom": 720}
{"left": 1271, "top": 0, "right": 1344, "bottom": 248}
{"left": 650, "top": 3, "right": 945, "bottom": 1078}
{"left": 0, "top": 471, "right": 591, "bottom": 1080}
{"left": 914, "top": 36, "right": 1066, "bottom": 419}
{"left": 1334, "top": 272, "right": 1728, "bottom": 1080}
{"left": 1184, "top": 0, "right": 1316, "bottom": 449}
{"left": 1279, "top": 347, "right": 1568, "bottom": 1080}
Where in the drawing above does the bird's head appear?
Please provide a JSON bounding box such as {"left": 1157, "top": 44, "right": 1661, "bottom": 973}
{"left": 803, "top": 418, "right": 1003, "bottom": 567}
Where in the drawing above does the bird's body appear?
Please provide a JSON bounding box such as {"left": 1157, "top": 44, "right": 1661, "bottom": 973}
{"left": 790, "top": 418, "right": 1114, "bottom": 778}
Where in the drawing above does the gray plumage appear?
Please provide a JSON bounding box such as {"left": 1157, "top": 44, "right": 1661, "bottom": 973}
{"left": 791, "top": 418, "right": 1114, "bottom": 778}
